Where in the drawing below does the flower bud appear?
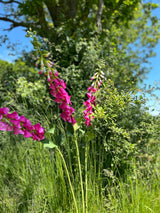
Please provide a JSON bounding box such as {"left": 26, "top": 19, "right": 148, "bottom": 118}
{"left": 39, "top": 71, "right": 43, "bottom": 75}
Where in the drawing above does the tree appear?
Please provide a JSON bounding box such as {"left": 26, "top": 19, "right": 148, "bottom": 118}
{"left": 1, "top": 1, "right": 159, "bottom": 91}
{"left": 0, "top": 0, "right": 140, "bottom": 40}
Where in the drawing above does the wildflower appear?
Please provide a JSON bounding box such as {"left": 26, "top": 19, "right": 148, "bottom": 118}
{"left": 0, "top": 121, "right": 13, "bottom": 131}
{"left": 0, "top": 107, "right": 45, "bottom": 141}
{"left": 37, "top": 58, "right": 76, "bottom": 125}
{"left": 84, "top": 72, "right": 103, "bottom": 126}
{"left": 0, "top": 107, "right": 9, "bottom": 115}
{"left": 48, "top": 69, "right": 76, "bottom": 125}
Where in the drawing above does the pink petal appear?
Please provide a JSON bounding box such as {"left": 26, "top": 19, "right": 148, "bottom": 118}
{"left": 24, "top": 130, "right": 32, "bottom": 138}
{"left": 91, "top": 96, "right": 96, "bottom": 103}
{"left": 85, "top": 119, "right": 91, "bottom": 126}
{"left": 60, "top": 112, "right": 68, "bottom": 121}
{"left": 87, "top": 92, "right": 92, "bottom": 98}
{"left": 0, "top": 121, "right": 13, "bottom": 131}
{"left": 7, "top": 112, "right": 19, "bottom": 120}
{"left": 10, "top": 120, "right": 21, "bottom": 128}
{"left": 88, "top": 86, "right": 93, "bottom": 92}
{"left": 13, "top": 127, "right": 24, "bottom": 135}
{"left": 71, "top": 117, "right": 77, "bottom": 125}
{"left": 92, "top": 88, "right": 96, "bottom": 93}
{"left": 34, "top": 123, "right": 45, "bottom": 134}
{"left": 84, "top": 100, "right": 91, "bottom": 107}
{"left": 19, "top": 115, "right": 27, "bottom": 123}
{"left": 0, "top": 107, "right": 9, "bottom": 115}
{"left": 54, "top": 97, "right": 63, "bottom": 103}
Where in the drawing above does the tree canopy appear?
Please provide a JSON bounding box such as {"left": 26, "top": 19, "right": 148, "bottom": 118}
{"left": 0, "top": 0, "right": 159, "bottom": 91}
{"left": 0, "top": 0, "right": 140, "bottom": 38}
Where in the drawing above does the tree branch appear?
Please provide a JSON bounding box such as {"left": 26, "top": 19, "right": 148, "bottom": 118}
{"left": 80, "top": 0, "right": 91, "bottom": 22}
{"left": 0, "top": 16, "right": 31, "bottom": 30}
{"left": 37, "top": 5, "right": 48, "bottom": 31}
{"left": 36, "top": 3, "right": 50, "bottom": 36}
{"left": 96, "top": 0, "right": 104, "bottom": 32}
{"left": 65, "top": 0, "right": 77, "bottom": 19}
{"left": 44, "top": 0, "right": 57, "bottom": 27}
{"left": 0, "top": 0, "right": 21, "bottom": 4}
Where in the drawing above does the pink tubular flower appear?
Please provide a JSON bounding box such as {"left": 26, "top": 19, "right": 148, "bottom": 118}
{"left": 91, "top": 76, "right": 94, "bottom": 80}
{"left": 37, "top": 58, "right": 76, "bottom": 125}
{"left": 32, "top": 123, "right": 45, "bottom": 141}
{"left": 10, "top": 119, "right": 21, "bottom": 128}
{"left": 13, "top": 127, "right": 25, "bottom": 135}
{"left": 24, "top": 130, "right": 33, "bottom": 138}
{"left": 0, "top": 107, "right": 45, "bottom": 141}
{"left": 39, "top": 71, "right": 43, "bottom": 75}
{"left": 47, "top": 69, "right": 76, "bottom": 125}
{"left": 84, "top": 73, "right": 103, "bottom": 126}
{"left": 7, "top": 112, "right": 19, "bottom": 120}
{"left": 0, "top": 121, "right": 13, "bottom": 131}
{"left": 0, "top": 107, "right": 9, "bottom": 115}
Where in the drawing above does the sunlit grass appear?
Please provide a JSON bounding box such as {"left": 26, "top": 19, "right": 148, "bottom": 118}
{"left": 0, "top": 100, "right": 160, "bottom": 212}
{"left": 106, "top": 157, "right": 160, "bottom": 213}
{"left": 0, "top": 118, "right": 105, "bottom": 212}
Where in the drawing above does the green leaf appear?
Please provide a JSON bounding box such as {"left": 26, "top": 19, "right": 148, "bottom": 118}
{"left": 55, "top": 134, "right": 66, "bottom": 145}
{"left": 86, "top": 131, "right": 95, "bottom": 142}
{"left": 40, "top": 138, "right": 50, "bottom": 144}
{"left": 47, "top": 125, "right": 55, "bottom": 134}
{"left": 73, "top": 117, "right": 82, "bottom": 131}
{"left": 66, "top": 123, "right": 74, "bottom": 135}
{"left": 73, "top": 122, "right": 79, "bottom": 131}
{"left": 44, "top": 141, "right": 57, "bottom": 149}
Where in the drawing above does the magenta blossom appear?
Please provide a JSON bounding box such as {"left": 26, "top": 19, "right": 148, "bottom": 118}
{"left": 46, "top": 69, "right": 76, "bottom": 125}
{"left": 0, "top": 107, "right": 9, "bottom": 115}
{"left": 37, "top": 59, "right": 76, "bottom": 125}
{"left": 0, "top": 107, "right": 45, "bottom": 141}
{"left": 0, "top": 120, "right": 13, "bottom": 131}
{"left": 84, "top": 73, "right": 103, "bottom": 126}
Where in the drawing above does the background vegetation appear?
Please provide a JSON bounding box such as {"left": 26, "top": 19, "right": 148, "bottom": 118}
{"left": 0, "top": 0, "right": 160, "bottom": 212}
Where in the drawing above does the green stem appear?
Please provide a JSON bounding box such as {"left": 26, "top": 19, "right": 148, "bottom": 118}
{"left": 56, "top": 147, "right": 78, "bottom": 213}
{"left": 74, "top": 134, "right": 85, "bottom": 213}
{"left": 85, "top": 139, "right": 88, "bottom": 213}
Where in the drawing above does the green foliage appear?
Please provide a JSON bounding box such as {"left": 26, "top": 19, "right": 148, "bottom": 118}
{"left": 0, "top": 0, "right": 160, "bottom": 211}
{"left": 16, "top": 77, "right": 47, "bottom": 104}
{"left": 88, "top": 79, "right": 156, "bottom": 178}
{"left": 0, "top": 113, "right": 105, "bottom": 212}
{"left": 0, "top": 59, "right": 37, "bottom": 96}
{"left": 1, "top": 0, "right": 140, "bottom": 38}
{"left": 0, "top": 59, "right": 53, "bottom": 118}
{"left": 105, "top": 145, "right": 160, "bottom": 213}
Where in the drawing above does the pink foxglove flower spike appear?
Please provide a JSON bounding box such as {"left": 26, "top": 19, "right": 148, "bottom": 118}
{"left": 83, "top": 72, "right": 103, "bottom": 126}
{"left": 48, "top": 70, "right": 76, "bottom": 125}
{"left": 0, "top": 107, "right": 45, "bottom": 141}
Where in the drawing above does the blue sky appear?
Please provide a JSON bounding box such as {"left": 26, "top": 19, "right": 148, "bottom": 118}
{"left": 0, "top": 24, "right": 32, "bottom": 62}
{"left": 0, "top": 1, "right": 160, "bottom": 115}
{"left": 140, "top": 0, "right": 160, "bottom": 115}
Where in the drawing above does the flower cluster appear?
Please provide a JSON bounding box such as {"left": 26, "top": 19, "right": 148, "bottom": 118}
{"left": 48, "top": 70, "right": 76, "bottom": 125}
{"left": 0, "top": 107, "right": 45, "bottom": 141}
{"left": 83, "top": 87, "right": 96, "bottom": 126}
{"left": 83, "top": 72, "right": 104, "bottom": 126}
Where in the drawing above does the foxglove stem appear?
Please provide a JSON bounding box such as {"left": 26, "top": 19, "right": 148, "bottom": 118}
{"left": 56, "top": 146, "right": 78, "bottom": 213}
{"left": 74, "top": 134, "right": 85, "bottom": 213}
